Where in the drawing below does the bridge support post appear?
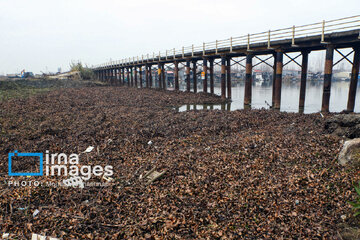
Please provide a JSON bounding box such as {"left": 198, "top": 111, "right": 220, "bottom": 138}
{"left": 174, "top": 61, "right": 179, "bottom": 91}
{"left": 126, "top": 68, "right": 130, "bottom": 86}
{"left": 209, "top": 58, "right": 214, "bottom": 94}
{"left": 227, "top": 57, "right": 231, "bottom": 99}
{"left": 274, "top": 51, "right": 283, "bottom": 110}
{"left": 158, "top": 63, "right": 162, "bottom": 89}
{"left": 186, "top": 60, "right": 191, "bottom": 92}
{"left": 221, "top": 56, "right": 226, "bottom": 99}
{"left": 192, "top": 60, "right": 197, "bottom": 93}
{"left": 122, "top": 68, "right": 125, "bottom": 85}
{"left": 203, "top": 58, "right": 208, "bottom": 93}
{"left": 149, "top": 65, "right": 153, "bottom": 88}
{"left": 299, "top": 51, "right": 309, "bottom": 112}
{"left": 130, "top": 67, "right": 134, "bottom": 87}
{"left": 134, "top": 66, "right": 138, "bottom": 88}
{"left": 347, "top": 46, "right": 360, "bottom": 112}
{"left": 145, "top": 65, "right": 149, "bottom": 88}
{"left": 161, "top": 63, "right": 166, "bottom": 89}
{"left": 244, "top": 54, "right": 253, "bottom": 106}
{"left": 111, "top": 69, "right": 114, "bottom": 85}
{"left": 272, "top": 53, "right": 277, "bottom": 107}
{"left": 139, "top": 66, "right": 143, "bottom": 88}
{"left": 321, "top": 45, "right": 334, "bottom": 112}
{"left": 121, "top": 68, "right": 124, "bottom": 85}
{"left": 118, "top": 69, "right": 121, "bottom": 85}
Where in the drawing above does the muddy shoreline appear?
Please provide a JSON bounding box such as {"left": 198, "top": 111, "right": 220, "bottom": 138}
{"left": 0, "top": 86, "right": 358, "bottom": 239}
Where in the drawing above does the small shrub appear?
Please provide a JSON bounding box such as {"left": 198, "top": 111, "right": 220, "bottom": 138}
{"left": 69, "top": 61, "right": 94, "bottom": 80}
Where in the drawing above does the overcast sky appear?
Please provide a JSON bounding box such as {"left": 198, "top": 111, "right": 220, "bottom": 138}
{"left": 0, "top": 0, "right": 359, "bottom": 74}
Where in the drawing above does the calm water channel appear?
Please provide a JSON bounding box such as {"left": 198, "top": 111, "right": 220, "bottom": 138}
{"left": 178, "top": 80, "right": 360, "bottom": 113}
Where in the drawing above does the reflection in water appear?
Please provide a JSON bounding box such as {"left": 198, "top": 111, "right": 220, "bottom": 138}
{"left": 178, "top": 80, "right": 360, "bottom": 113}
{"left": 178, "top": 103, "right": 232, "bottom": 112}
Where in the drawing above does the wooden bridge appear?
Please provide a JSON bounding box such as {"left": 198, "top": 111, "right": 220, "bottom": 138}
{"left": 92, "top": 16, "right": 360, "bottom": 113}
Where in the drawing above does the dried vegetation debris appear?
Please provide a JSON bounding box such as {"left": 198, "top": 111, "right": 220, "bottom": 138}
{"left": 0, "top": 86, "right": 358, "bottom": 239}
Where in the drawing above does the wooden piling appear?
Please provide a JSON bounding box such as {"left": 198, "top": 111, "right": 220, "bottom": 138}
{"left": 139, "top": 66, "right": 142, "bottom": 88}
{"left": 161, "top": 63, "right": 166, "bottom": 89}
{"left": 126, "top": 67, "right": 131, "bottom": 87}
{"left": 244, "top": 54, "right": 253, "bottom": 105}
{"left": 203, "top": 58, "right": 208, "bottom": 93}
{"left": 321, "top": 45, "right": 334, "bottom": 112}
{"left": 209, "top": 58, "right": 214, "bottom": 94}
{"left": 134, "top": 67, "right": 138, "bottom": 88}
{"left": 130, "top": 67, "right": 134, "bottom": 87}
{"left": 174, "top": 61, "right": 179, "bottom": 91}
{"left": 192, "top": 60, "right": 197, "bottom": 93}
{"left": 272, "top": 53, "right": 277, "bottom": 107}
{"left": 221, "top": 56, "right": 226, "bottom": 99}
{"left": 158, "top": 63, "right": 162, "bottom": 89}
{"left": 299, "top": 51, "right": 309, "bottom": 111}
{"left": 149, "top": 65, "right": 153, "bottom": 88}
{"left": 145, "top": 65, "right": 149, "bottom": 88}
{"left": 347, "top": 46, "right": 360, "bottom": 112}
{"left": 118, "top": 68, "right": 121, "bottom": 86}
{"left": 226, "top": 57, "right": 231, "bottom": 99}
{"left": 122, "top": 68, "right": 125, "bottom": 86}
{"left": 274, "top": 51, "right": 283, "bottom": 110}
{"left": 186, "top": 60, "right": 191, "bottom": 92}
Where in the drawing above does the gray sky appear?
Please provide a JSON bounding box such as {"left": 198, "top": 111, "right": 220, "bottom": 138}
{"left": 0, "top": 0, "right": 359, "bottom": 74}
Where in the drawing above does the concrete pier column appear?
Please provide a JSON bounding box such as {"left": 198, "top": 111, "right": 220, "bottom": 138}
{"left": 244, "top": 54, "right": 253, "bottom": 106}
{"left": 203, "top": 58, "right": 208, "bottom": 93}
{"left": 272, "top": 53, "right": 277, "bottom": 107}
{"left": 192, "top": 60, "right": 197, "bottom": 93}
{"left": 221, "top": 56, "right": 226, "bottom": 99}
{"left": 186, "top": 60, "right": 191, "bottom": 92}
{"left": 174, "top": 61, "right": 179, "bottom": 91}
{"left": 321, "top": 45, "right": 334, "bottom": 112}
{"left": 139, "top": 66, "right": 143, "bottom": 88}
{"left": 347, "top": 47, "right": 360, "bottom": 112}
{"left": 299, "top": 51, "right": 310, "bottom": 112}
{"left": 209, "top": 58, "right": 214, "bottom": 94}
{"left": 274, "top": 51, "right": 283, "bottom": 110}
{"left": 226, "top": 57, "right": 231, "bottom": 99}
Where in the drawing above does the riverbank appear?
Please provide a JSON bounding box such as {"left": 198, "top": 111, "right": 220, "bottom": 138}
{"left": 0, "top": 86, "right": 358, "bottom": 239}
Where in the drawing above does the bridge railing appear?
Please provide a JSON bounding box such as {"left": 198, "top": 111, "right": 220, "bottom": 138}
{"left": 94, "top": 15, "right": 360, "bottom": 69}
